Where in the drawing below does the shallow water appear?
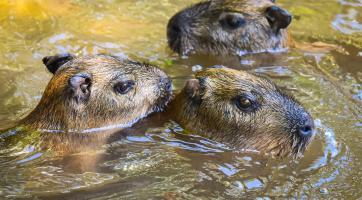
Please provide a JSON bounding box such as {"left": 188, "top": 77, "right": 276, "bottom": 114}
{"left": 0, "top": 0, "right": 361, "bottom": 199}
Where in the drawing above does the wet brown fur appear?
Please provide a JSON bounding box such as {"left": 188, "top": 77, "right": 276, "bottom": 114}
{"left": 169, "top": 67, "right": 314, "bottom": 158}
{"left": 167, "top": 0, "right": 290, "bottom": 56}
{"left": 0, "top": 55, "right": 172, "bottom": 168}
{"left": 20, "top": 55, "right": 172, "bottom": 132}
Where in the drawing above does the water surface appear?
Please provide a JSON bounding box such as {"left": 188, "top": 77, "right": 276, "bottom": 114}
{"left": 0, "top": 0, "right": 361, "bottom": 199}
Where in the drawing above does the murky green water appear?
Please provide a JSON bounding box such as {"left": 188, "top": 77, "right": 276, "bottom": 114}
{"left": 0, "top": 0, "right": 361, "bottom": 199}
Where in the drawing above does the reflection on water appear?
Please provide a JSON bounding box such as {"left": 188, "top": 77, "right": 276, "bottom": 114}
{"left": 0, "top": 0, "right": 361, "bottom": 199}
{"left": 2, "top": 119, "right": 347, "bottom": 199}
{"left": 339, "top": 0, "right": 362, "bottom": 7}
{"left": 333, "top": 8, "right": 362, "bottom": 34}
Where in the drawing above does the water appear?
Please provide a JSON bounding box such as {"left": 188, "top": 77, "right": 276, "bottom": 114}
{"left": 0, "top": 0, "right": 361, "bottom": 199}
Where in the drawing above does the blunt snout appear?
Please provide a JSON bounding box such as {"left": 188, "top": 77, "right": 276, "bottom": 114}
{"left": 159, "top": 77, "right": 172, "bottom": 92}
{"left": 265, "top": 6, "right": 292, "bottom": 33}
{"left": 291, "top": 111, "right": 315, "bottom": 138}
{"left": 296, "top": 117, "right": 314, "bottom": 138}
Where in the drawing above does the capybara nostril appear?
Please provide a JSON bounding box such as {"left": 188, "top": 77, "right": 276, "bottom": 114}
{"left": 299, "top": 125, "right": 313, "bottom": 137}
{"left": 159, "top": 77, "right": 172, "bottom": 92}
{"left": 265, "top": 6, "right": 292, "bottom": 32}
{"left": 168, "top": 22, "right": 181, "bottom": 42}
{"left": 167, "top": 14, "right": 184, "bottom": 51}
{"left": 298, "top": 120, "right": 314, "bottom": 137}
{"left": 171, "top": 23, "right": 181, "bottom": 35}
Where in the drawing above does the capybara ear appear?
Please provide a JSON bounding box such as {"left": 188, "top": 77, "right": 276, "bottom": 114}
{"left": 68, "top": 73, "right": 92, "bottom": 104}
{"left": 184, "top": 78, "right": 203, "bottom": 104}
{"left": 42, "top": 53, "right": 75, "bottom": 74}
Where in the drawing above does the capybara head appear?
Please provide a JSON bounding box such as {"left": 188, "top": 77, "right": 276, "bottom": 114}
{"left": 172, "top": 66, "right": 314, "bottom": 158}
{"left": 167, "top": 0, "right": 292, "bottom": 56}
{"left": 22, "top": 54, "right": 172, "bottom": 131}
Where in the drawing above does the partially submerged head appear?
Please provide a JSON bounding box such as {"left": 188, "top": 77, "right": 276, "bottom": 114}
{"left": 172, "top": 66, "right": 314, "bottom": 157}
{"left": 167, "top": 0, "right": 292, "bottom": 56}
{"left": 22, "top": 54, "right": 172, "bottom": 132}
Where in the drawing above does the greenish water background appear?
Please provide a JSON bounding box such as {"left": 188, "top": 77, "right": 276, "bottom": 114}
{"left": 0, "top": 0, "right": 361, "bottom": 199}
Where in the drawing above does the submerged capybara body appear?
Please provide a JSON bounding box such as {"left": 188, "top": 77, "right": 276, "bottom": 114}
{"left": 16, "top": 54, "right": 172, "bottom": 132}
{"left": 167, "top": 0, "right": 292, "bottom": 56}
{"left": 0, "top": 54, "right": 172, "bottom": 159}
{"left": 0, "top": 53, "right": 172, "bottom": 171}
{"left": 170, "top": 67, "right": 314, "bottom": 158}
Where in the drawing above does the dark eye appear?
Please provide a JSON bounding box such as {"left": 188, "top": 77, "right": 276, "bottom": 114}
{"left": 114, "top": 80, "right": 135, "bottom": 94}
{"left": 220, "top": 14, "right": 246, "bottom": 29}
{"left": 235, "top": 95, "right": 257, "bottom": 112}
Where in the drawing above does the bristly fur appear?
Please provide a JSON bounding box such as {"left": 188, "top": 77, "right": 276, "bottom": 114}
{"left": 20, "top": 54, "right": 172, "bottom": 132}
{"left": 167, "top": 0, "right": 290, "bottom": 56}
{"left": 169, "top": 67, "right": 314, "bottom": 158}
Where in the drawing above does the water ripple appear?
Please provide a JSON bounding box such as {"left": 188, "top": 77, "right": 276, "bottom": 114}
{"left": 332, "top": 9, "right": 362, "bottom": 34}
{"left": 339, "top": 0, "right": 362, "bottom": 6}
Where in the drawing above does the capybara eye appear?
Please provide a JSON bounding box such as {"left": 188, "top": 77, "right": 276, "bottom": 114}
{"left": 220, "top": 14, "right": 246, "bottom": 29}
{"left": 235, "top": 95, "right": 256, "bottom": 111}
{"left": 114, "top": 80, "right": 135, "bottom": 95}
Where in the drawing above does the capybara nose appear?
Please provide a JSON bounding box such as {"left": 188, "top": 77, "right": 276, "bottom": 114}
{"left": 298, "top": 124, "right": 313, "bottom": 137}
{"left": 167, "top": 15, "right": 182, "bottom": 41}
{"left": 265, "top": 6, "right": 292, "bottom": 32}
{"left": 167, "top": 13, "right": 185, "bottom": 52}
{"left": 169, "top": 18, "right": 182, "bottom": 37}
{"left": 159, "top": 77, "right": 172, "bottom": 92}
{"left": 297, "top": 117, "right": 314, "bottom": 137}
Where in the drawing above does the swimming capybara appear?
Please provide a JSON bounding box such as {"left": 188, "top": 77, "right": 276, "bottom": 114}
{"left": 167, "top": 0, "right": 292, "bottom": 56}
{"left": 169, "top": 66, "right": 314, "bottom": 158}
{"left": 0, "top": 53, "right": 172, "bottom": 137}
